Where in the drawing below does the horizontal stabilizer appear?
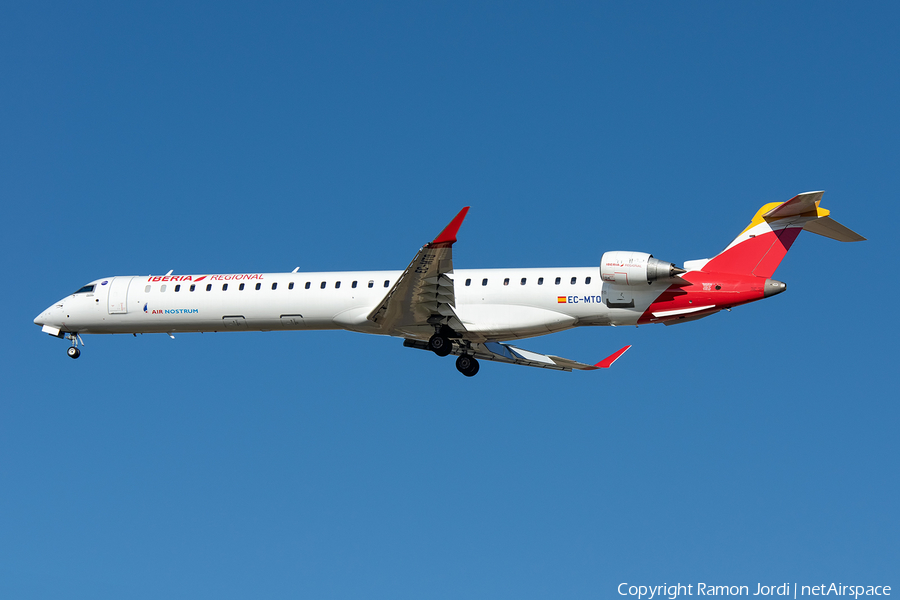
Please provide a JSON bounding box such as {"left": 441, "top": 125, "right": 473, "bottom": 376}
{"left": 763, "top": 191, "right": 823, "bottom": 219}
{"left": 803, "top": 216, "right": 866, "bottom": 242}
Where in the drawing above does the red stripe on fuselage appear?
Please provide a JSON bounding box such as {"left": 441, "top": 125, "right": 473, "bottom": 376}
{"left": 638, "top": 272, "right": 769, "bottom": 325}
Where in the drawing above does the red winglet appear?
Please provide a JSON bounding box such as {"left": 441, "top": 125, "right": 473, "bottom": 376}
{"left": 431, "top": 207, "right": 470, "bottom": 246}
{"left": 594, "top": 345, "right": 632, "bottom": 369}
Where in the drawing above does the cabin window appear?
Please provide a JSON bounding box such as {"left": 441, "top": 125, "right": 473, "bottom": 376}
{"left": 239, "top": 283, "right": 245, "bottom": 291}
{"left": 289, "top": 282, "right": 294, "bottom": 290}
{"left": 271, "top": 282, "right": 277, "bottom": 290}
{"left": 144, "top": 285, "right": 151, "bottom": 293}
{"left": 255, "top": 283, "right": 261, "bottom": 290}
{"left": 305, "top": 282, "right": 311, "bottom": 289}
{"left": 555, "top": 277, "right": 561, "bottom": 285}
{"left": 585, "top": 276, "right": 592, "bottom": 284}
{"left": 520, "top": 278, "right": 526, "bottom": 285}
{"left": 538, "top": 277, "right": 544, "bottom": 285}
{"left": 335, "top": 281, "right": 341, "bottom": 289}
{"left": 352, "top": 281, "right": 357, "bottom": 288}
{"left": 320, "top": 282, "right": 326, "bottom": 289}
{"left": 174, "top": 284, "right": 181, "bottom": 292}
{"left": 206, "top": 284, "right": 212, "bottom": 291}
{"left": 160, "top": 285, "right": 167, "bottom": 293}
{"left": 190, "top": 284, "right": 196, "bottom": 292}
{"left": 482, "top": 278, "right": 488, "bottom": 286}
{"left": 465, "top": 278, "right": 471, "bottom": 286}
{"left": 384, "top": 280, "right": 390, "bottom": 287}
{"left": 222, "top": 284, "right": 228, "bottom": 291}
{"left": 503, "top": 278, "right": 510, "bottom": 286}
{"left": 571, "top": 277, "right": 577, "bottom": 285}
{"left": 74, "top": 284, "right": 95, "bottom": 294}
{"left": 368, "top": 281, "right": 374, "bottom": 288}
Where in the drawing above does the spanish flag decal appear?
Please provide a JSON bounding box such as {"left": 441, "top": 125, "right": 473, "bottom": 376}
{"left": 557, "top": 296, "right": 567, "bottom": 303}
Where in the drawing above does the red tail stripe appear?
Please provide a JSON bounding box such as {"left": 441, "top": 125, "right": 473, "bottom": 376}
{"left": 703, "top": 227, "right": 801, "bottom": 278}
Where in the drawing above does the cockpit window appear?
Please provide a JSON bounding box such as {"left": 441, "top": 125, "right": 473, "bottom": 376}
{"left": 74, "top": 285, "right": 95, "bottom": 294}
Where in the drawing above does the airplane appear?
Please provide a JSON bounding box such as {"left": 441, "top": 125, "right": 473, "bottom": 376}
{"left": 34, "top": 191, "right": 864, "bottom": 376}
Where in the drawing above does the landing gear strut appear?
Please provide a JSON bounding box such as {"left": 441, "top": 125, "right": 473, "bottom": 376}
{"left": 456, "top": 354, "right": 479, "bottom": 377}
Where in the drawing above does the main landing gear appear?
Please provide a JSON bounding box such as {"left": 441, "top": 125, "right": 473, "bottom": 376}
{"left": 427, "top": 332, "right": 452, "bottom": 357}
{"left": 65, "top": 333, "right": 84, "bottom": 359}
{"left": 455, "top": 354, "right": 479, "bottom": 377}
{"left": 427, "top": 329, "right": 480, "bottom": 377}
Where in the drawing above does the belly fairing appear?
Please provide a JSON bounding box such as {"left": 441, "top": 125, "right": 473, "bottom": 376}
{"left": 454, "top": 304, "right": 576, "bottom": 339}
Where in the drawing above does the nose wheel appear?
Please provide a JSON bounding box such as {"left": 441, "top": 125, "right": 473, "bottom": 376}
{"left": 456, "top": 354, "right": 480, "bottom": 377}
{"left": 67, "top": 346, "right": 81, "bottom": 359}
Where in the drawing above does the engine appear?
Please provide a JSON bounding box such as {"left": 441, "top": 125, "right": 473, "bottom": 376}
{"left": 600, "top": 251, "right": 685, "bottom": 285}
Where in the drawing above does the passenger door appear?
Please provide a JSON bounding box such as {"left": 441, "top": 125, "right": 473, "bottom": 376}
{"left": 107, "top": 277, "right": 132, "bottom": 314}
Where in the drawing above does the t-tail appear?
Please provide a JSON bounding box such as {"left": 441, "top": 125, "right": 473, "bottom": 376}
{"left": 692, "top": 191, "right": 866, "bottom": 279}
{"left": 639, "top": 191, "right": 865, "bottom": 326}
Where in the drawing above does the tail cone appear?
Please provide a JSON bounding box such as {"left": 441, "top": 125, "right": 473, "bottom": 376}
{"left": 764, "top": 279, "right": 787, "bottom": 297}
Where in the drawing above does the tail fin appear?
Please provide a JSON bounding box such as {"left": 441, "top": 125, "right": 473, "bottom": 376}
{"left": 700, "top": 191, "right": 865, "bottom": 278}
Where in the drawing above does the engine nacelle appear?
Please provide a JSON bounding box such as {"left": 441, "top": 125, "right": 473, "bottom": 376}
{"left": 600, "top": 251, "right": 685, "bottom": 286}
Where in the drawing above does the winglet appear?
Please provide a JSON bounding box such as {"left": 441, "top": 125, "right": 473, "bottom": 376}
{"left": 430, "top": 207, "right": 470, "bottom": 247}
{"left": 594, "top": 345, "right": 631, "bottom": 369}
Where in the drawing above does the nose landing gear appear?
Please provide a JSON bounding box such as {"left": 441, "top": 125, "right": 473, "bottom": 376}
{"left": 64, "top": 333, "right": 84, "bottom": 359}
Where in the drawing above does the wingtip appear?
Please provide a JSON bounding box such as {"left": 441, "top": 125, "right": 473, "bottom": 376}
{"left": 594, "top": 345, "right": 632, "bottom": 369}
{"left": 431, "top": 207, "right": 470, "bottom": 246}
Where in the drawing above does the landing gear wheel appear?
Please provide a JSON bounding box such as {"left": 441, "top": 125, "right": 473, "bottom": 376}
{"left": 456, "top": 354, "right": 480, "bottom": 377}
{"left": 67, "top": 346, "right": 81, "bottom": 359}
{"left": 428, "top": 333, "right": 452, "bottom": 357}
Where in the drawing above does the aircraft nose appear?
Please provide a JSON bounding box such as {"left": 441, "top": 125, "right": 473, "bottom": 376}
{"left": 34, "top": 307, "right": 52, "bottom": 326}
{"left": 34, "top": 303, "right": 61, "bottom": 327}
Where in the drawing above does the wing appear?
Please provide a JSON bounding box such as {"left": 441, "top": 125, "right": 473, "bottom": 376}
{"left": 403, "top": 339, "right": 632, "bottom": 372}
{"left": 367, "top": 207, "right": 469, "bottom": 334}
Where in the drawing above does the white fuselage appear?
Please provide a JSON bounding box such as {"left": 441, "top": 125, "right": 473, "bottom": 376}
{"left": 35, "top": 267, "right": 669, "bottom": 343}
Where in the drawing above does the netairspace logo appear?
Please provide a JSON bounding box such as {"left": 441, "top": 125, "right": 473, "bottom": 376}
{"left": 618, "top": 582, "right": 892, "bottom": 599}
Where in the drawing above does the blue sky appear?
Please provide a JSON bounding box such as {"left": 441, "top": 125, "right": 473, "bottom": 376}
{"left": 2, "top": 2, "right": 897, "bottom": 598}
